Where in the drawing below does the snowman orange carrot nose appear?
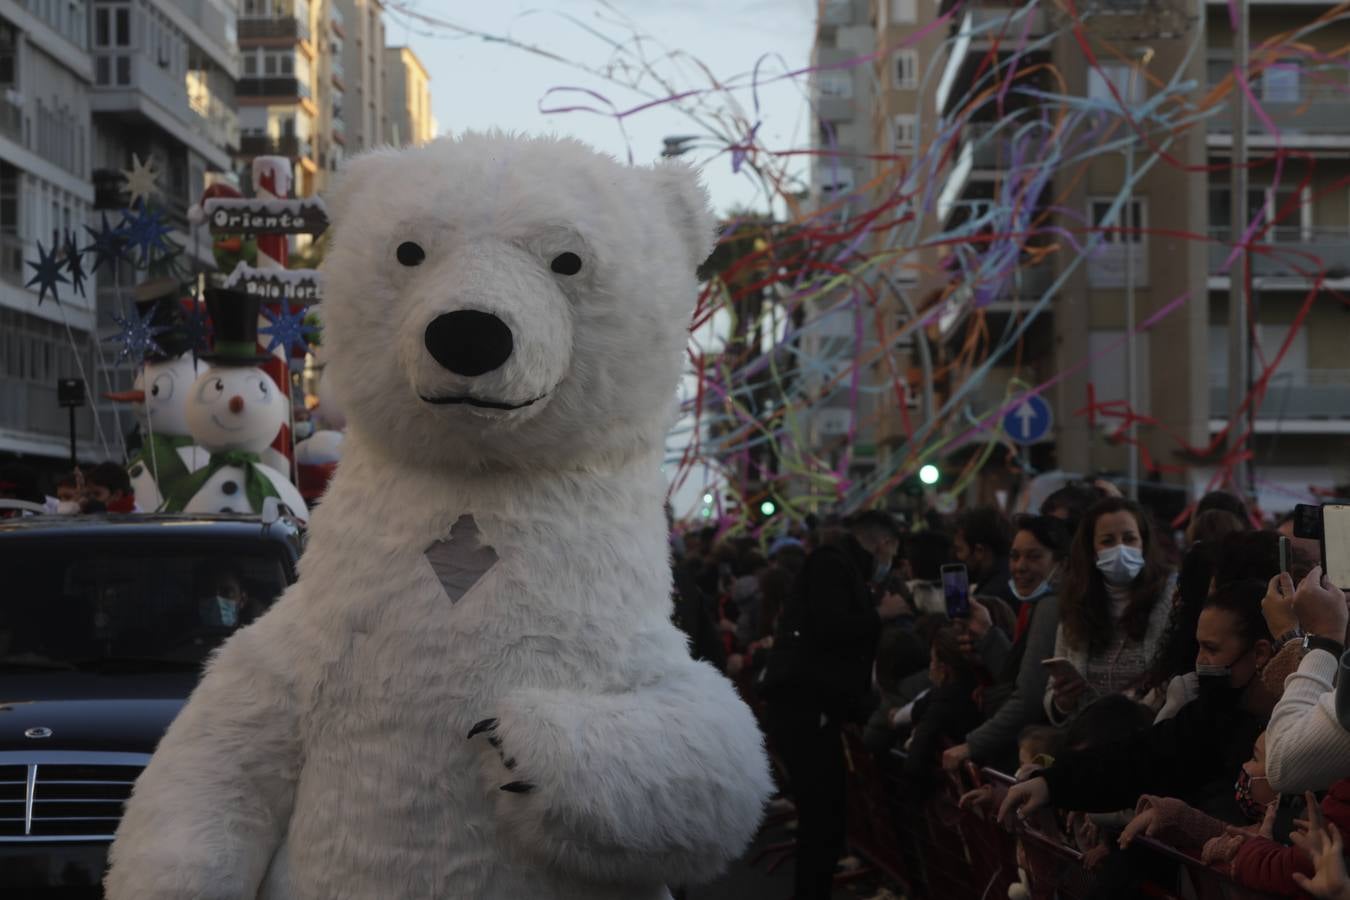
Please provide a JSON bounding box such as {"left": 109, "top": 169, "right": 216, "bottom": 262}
{"left": 229, "top": 395, "right": 245, "bottom": 414}
{"left": 103, "top": 390, "right": 145, "bottom": 403}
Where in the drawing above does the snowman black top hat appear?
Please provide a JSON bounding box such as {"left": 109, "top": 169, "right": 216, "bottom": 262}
{"left": 132, "top": 277, "right": 191, "bottom": 361}
{"left": 202, "top": 287, "right": 272, "bottom": 366}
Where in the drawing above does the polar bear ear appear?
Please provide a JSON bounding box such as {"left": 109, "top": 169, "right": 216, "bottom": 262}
{"left": 643, "top": 160, "right": 719, "bottom": 274}
{"left": 322, "top": 148, "right": 401, "bottom": 233}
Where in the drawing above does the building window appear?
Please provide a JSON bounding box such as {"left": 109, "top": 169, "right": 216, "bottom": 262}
{"left": 893, "top": 50, "right": 918, "bottom": 90}
{"left": 816, "top": 70, "right": 852, "bottom": 99}
{"left": 1087, "top": 62, "right": 1144, "bottom": 104}
{"left": 1263, "top": 62, "right": 1300, "bottom": 103}
{"left": 115, "top": 7, "right": 130, "bottom": 47}
{"left": 893, "top": 114, "right": 916, "bottom": 150}
{"left": 1087, "top": 196, "right": 1148, "bottom": 288}
{"left": 890, "top": 0, "right": 916, "bottom": 23}
{"left": 819, "top": 165, "right": 855, "bottom": 195}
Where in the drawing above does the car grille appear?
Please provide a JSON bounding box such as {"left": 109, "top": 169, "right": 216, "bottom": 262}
{"left": 0, "top": 762, "right": 144, "bottom": 840}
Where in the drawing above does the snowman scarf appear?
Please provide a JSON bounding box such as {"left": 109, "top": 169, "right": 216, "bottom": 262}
{"left": 166, "top": 450, "right": 281, "bottom": 513}
{"left": 130, "top": 433, "right": 195, "bottom": 495}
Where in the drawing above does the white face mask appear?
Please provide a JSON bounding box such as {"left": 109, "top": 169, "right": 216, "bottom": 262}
{"left": 1096, "top": 545, "right": 1145, "bottom": 586}
{"left": 55, "top": 500, "right": 81, "bottom": 515}
{"left": 1009, "top": 566, "right": 1057, "bottom": 603}
{"left": 216, "top": 597, "right": 239, "bottom": 627}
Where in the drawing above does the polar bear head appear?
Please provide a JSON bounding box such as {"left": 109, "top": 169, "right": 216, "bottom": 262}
{"left": 319, "top": 132, "right": 716, "bottom": 471}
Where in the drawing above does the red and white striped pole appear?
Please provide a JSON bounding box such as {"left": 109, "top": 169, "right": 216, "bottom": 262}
{"left": 251, "top": 155, "right": 295, "bottom": 479}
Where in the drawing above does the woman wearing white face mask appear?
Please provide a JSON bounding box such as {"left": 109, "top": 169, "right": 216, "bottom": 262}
{"left": 1043, "top": 498, "right": 1173, "bottom": 725}
{"left": 942, "top": 515, "right": 1070, "bottom": 774}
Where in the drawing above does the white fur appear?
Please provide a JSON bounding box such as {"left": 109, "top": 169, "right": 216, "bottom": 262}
{"left": 106, "top": 133, "right": 770, "bottom": 900}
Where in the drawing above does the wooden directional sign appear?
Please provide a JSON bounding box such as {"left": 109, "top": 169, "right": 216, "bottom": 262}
{"left": 223, "top": 264, "right": 322, "bottom": 304}
{"left": 204, "top": 198, "right": 329, "bottom": 236}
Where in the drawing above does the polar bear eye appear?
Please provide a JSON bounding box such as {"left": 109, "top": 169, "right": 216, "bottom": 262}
{"left": 550, "top": 252, "right": 582, "bottom": 276}
{"left": 396, "top": 241, "right": 426, "bottom": 267}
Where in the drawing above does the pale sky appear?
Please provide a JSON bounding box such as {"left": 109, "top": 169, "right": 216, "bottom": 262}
{"left": 387, "top": 1, "right": 819, "bottom": 518}
{"left": 386, "top": 0, "right": 817, "bottom": 217}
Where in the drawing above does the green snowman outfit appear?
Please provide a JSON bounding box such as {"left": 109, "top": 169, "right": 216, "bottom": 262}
{"left": 163, "top": 287, "right": 284, "bottom": 514}
{"left": 120, "top": 279, "right": 201, "bottom": 509}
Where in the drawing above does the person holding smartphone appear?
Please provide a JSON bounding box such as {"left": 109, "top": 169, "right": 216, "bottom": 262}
{"left": 1043, "top": 498, "right": 1173, "bottom": 724}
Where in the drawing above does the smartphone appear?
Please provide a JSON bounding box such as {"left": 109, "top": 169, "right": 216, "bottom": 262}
{"left": 1041, "top": 657, "right": 1081, "bottom": 684}
{"left": 1278, "top": 535, "right": 1290, "bottom": 577}
{"left": 1321, "top": 504, "right": 1350, "bottom": 591}
{"left": 941, "top": 563, "right": 970, "bottom": 618}
{"left": 1294, "top": 503, "right": 1324, "bottom": 541}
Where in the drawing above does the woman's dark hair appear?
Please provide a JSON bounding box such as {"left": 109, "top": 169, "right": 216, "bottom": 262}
{"left": 1059, "top": 498, "right": 1170, "bottom": 654}
{"left": 1189, "top": 509, "right": 1246, "bottom": 546}
{"left": 1040, "top": 481, "right": 1105, "bottom": 536}
{"left": 1011, "top": 514, "right": 1071, "bottom": 560}
{"left": 1214, "top": 531, "right": 1281, "bottom": 589}
{"left": 1064, "top": 694, "right": 1155, "bottom": 751}
{"left": 1144, "top": 540, "right": 1218, "bottom": 690}
{"left": 1195, "top": 490, "right": 1251, "bottom": 525}
{"left": 1201, "top": 578, "right": 1273, "bottom": 648}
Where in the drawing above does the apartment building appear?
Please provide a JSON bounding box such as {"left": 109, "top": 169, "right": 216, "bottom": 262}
{"left": 901, "top": 0, "right": 1348, "bottom": 511}
{"left": 236, "top": 0, "right": 323, "bottom": 196}
{"left": 0, "top": 0, "right": 240, "bottom": 468}
{"left": 332, "top": 0, "right": 381, "bottom": 152}
{"left": 382, "top": 43, "right": 431, "bottom": 147}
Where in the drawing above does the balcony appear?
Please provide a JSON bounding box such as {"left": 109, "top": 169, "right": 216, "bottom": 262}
{"left": 1206, "top": 85, "right": 1350, "bottom": 141}
{"left": 187, "top": 84, "right": 239, "bottom": 151}
{"left": 816, "top": 95, "right": 854, "bottom": 122}
{"left": 239, "top": 133, "right": 314, "bottom": 161}
{"left": 0, "top": 90, "right": 21, "bottom": 145}
{"left": 1208, "top": 228, "right": 1350, "bottom": 281}
{"left": 331, "top": 57, "right": 345, "bottom": 87}
{"left": 239, "top": 16, "right": 310, "bottom": 43}
{"left": 330, "top": 3, "right": 345, "bottom": 37}
{"left": 1211, "top": 370, "right": 1350, "bottom": 422}
{"left": 237, "top": 76, "right": 311, "bottom": 101}
{"left": 936, "top": 5, "right": 1049, "bottom": 116}
{"left": 331, "top": 116, "right": 345, "bottom": 143}
{"left": 0, "top": 233, "right": 27, "bottom": 289}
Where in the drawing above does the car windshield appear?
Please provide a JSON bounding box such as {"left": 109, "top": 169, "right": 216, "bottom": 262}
{"left": 0, "top": 541, "right": 289, "bottom": 671}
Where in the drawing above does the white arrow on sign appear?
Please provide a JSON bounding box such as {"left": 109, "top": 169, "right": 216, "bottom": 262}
{"left": 1014, "top": 401, "right": 1036, "bottom": 437}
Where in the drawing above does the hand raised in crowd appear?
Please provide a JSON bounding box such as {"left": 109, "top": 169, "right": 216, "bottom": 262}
{"left": 1263, "top": 572, "right": 1299, "bottom": 640}
{"left": 998, "top": 776, "right": 1050, "bottom": 828}
{"left": 1293, "top": 566, "right": 1348, "bottom": 643}
{"left": 1285, "top": 825, "right": 1350, "bottom": 900}
{"left": 942, "top": 742, "right": 973, "bottom": 775}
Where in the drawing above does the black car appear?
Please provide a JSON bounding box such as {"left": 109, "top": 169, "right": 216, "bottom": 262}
{"left": 0, "top": 511, "right": 303, "bottom": 893}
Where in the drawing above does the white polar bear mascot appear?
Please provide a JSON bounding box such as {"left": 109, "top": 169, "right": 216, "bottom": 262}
{"left": 105, "top": 132, "right": 773, "bottom": 900}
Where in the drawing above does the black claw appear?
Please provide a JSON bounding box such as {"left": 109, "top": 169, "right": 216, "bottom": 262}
{"left": 500, "top": 781, "right": 534, "bottom": 794}
{"left": 467, "top": 717, "right": 498, "bottom": 740}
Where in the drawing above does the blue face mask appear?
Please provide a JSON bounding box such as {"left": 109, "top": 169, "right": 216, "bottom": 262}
{"left": 216, "top": 597, "right": 239, "bottom": 627}
{"left": 1009, "top": 567, "right": 1057, "bottom": 603}
{"left": 874, "top": 561, "right": 892, "bottom": 583}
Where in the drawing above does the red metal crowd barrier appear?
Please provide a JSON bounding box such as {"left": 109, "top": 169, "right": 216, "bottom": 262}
{"left": 823, "top": 728, "right": 1290, "bottom": 900}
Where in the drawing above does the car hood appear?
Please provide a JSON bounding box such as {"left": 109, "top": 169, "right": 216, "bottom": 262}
{"left": 0, "top": 674, "right": 194, "bottom": 753}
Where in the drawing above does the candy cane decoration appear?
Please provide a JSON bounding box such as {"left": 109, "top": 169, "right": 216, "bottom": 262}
{"left": 251, "top": 155, "right": 296, "bottom": 481}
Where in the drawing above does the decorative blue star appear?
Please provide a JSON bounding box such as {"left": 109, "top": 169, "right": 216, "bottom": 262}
{"left": 182, "top": 299, "right": 212, "bottom": 355}
{"left": 104, "top": 303, "right": 169, "bottom": 363}
{"left": 83, "top": 213, "right": 128, "bottom": 273}
{"left": 63, "top": 229, "right": 87, "bottom": 297}
{"left": 119, "top": 204, "right": 175, "bottom": 267}
{"left": 25, "top": 239, "right": 69, "bottom": 306}
{"left": 259, "top": 301, "right": 319, "bottom": 356}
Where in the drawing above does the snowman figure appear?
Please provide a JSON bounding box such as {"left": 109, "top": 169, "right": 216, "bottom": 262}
{"left": 104, "top": 280, "right": 212, "bottom": 511}
{"left": 171, "top": 288, "right": 308, "bottom": 522}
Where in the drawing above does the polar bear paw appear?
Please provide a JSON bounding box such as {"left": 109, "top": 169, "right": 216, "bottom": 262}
{"left": 467, "top": 717, "right": 533, "bottom": 794}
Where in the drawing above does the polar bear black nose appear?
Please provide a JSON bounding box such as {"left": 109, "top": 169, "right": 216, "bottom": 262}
{"left": 424, "top": 311, "right": 514, "bottom": 377}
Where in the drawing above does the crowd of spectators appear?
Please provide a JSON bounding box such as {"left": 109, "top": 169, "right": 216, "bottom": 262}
{"left": 672, "top": 483, "right": 1350, "bottom": 900}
